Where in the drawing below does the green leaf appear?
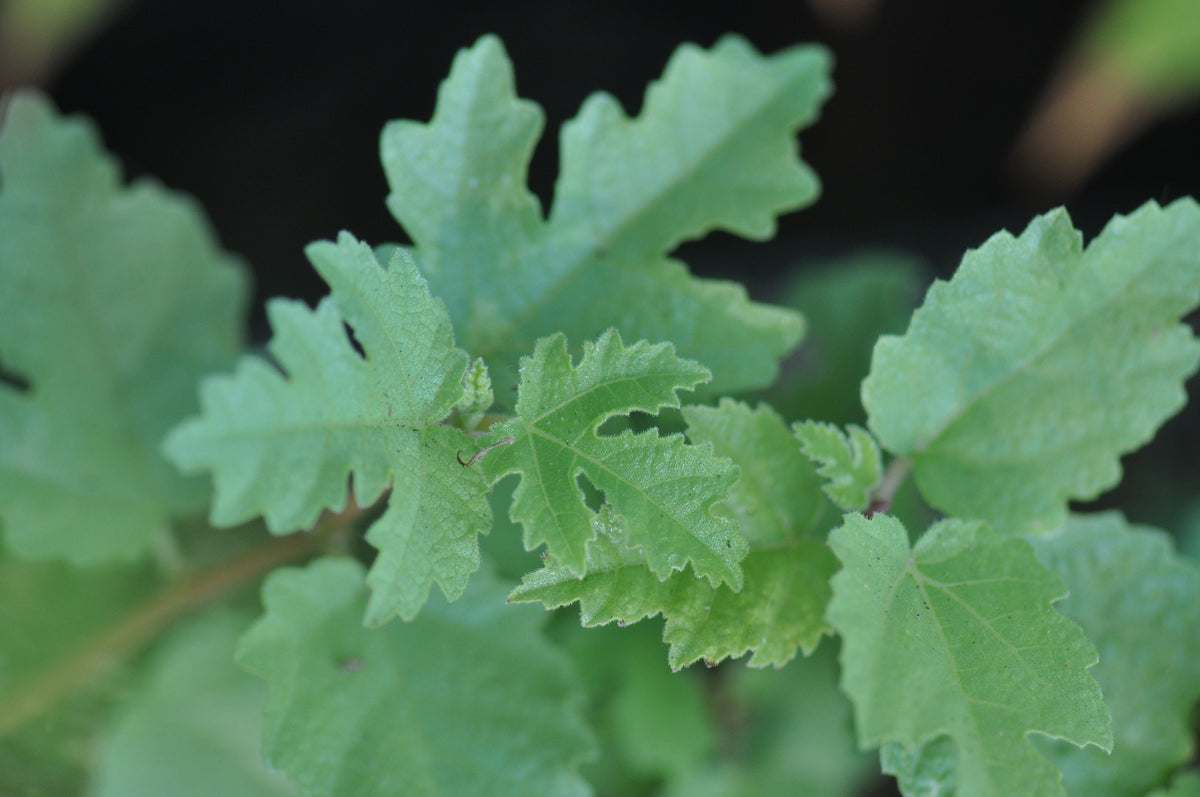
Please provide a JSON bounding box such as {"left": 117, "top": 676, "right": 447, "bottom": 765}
{"left": 511, "top": 400, "right": 838, "bottom": 669}
{"left": 863, "top": 199, "right": 1200, "bottom": 534}
{"left": 880, "top": 737, "right": 957, "bottom": 797}
{"left": 1027, "top": 513, "right": 1200, "bottom": 797}
{"left": 0, "top": 91, "right": 248, "bottom": 563}
{"left": 236, "top": 557, "right": 593, "bottom": 797}
{"left": 483, "top": 329, "right": 744, "bottom": 587}
{"left": 381, "top": 34, "right": 829, "bottom": 396}
{"left": 826, "top": 514, "right": 1112, "bottom": 797}
{"left": 793, "top": 421, "right": 882, "bottom": 511}
{"left": 165, "top": 235, "right": 489, "bottom": 625}
{"left": 88, "top": 611, "right": 297, "bottom": 797}
{"left": 1151, "top": 772, "right": 1200, "bottom": 797}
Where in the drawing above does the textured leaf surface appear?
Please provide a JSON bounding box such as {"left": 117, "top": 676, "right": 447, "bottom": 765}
{"left": 236, "top": 558, "right": 593, "bottom": 797}
{"left": 0, "top": 91, "right": 247, "bottom": 562}
{"left": 793, "top": 421, "right": 882, "bottom": 511}
{"left": 863, "top": 199, "right": 1200, "bottom": 533}
{"left": 165, "top": 235, "right": 489, "bottom": 624}
{"left": 511, "top": 400, "right": 837, "bottom": 668}
{"left": 1028, "top": 513, "right": 1200, "bottom": 797}
{"left": 484, "top": 330, "right": 744, "bottom": 587}
{"left": 88, "top": 611, "right": 297, "bottom": 797}
{"left": 827, "top": 514, "right": 1112, "bottom": 797}
{"left": 382, "top": 34, "right": 829, "bottom": 395}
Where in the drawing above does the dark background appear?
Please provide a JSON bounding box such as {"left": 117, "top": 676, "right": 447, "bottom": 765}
{"left": 38, "top": 0, "right": 1200, "bottom": 317}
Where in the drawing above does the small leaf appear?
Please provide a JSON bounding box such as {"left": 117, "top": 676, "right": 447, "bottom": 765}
{"left": 0, "top": 91, "right": 247, "bottom": 563}
{"left": 863, "top": 199, "right": 1200, "bottom": 533}
{"left": 236, "top": 557, "right": 593, "bottom": 797}
{"left": 484, "top": 329, "right": 744, "bottom": 587}
{"left": 827, "top": 513, "right": 1112, "bottom": 797}
{"left": 166, "top": 236, "right": 489, "bottom": 624}
{"left": 512, "top": 400, "right": 838, "bottom": 669}
{"left": 793, "top": 421, "right": 882, "bottom": 511}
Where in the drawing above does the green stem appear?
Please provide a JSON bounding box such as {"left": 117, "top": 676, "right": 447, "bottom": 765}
{"left": 0, "top": 525, "right": 329, "bottom": 738}
{"left": 867, "top": 456, "right": 912, "bottom": 516}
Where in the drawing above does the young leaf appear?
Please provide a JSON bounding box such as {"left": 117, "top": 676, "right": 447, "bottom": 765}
{"left": 511, "top": 401, "right": 838, "bottom": 669}
{"left": 793, "top": 421, "right": 882, "bottom": 511}
{"left": 863, "top": 199, "right": 1200, "bottom": 534}
{"left": 381, "top": 34, "right": 830, "bottom": 395}
{"left": 826, "top": 513, "right": 1112, "bottom": 797}
{"left": 1027, "top": 513, "right": 1200, "bottom": 797}
{"left": 483, "top": 329, "right": 745, "bottom": 587}
{"left": 0, "top": 91, "right": 247, "bottom": 563}
{"left": 236, "top": 557, "right": 593, "bottom": 797}
{"left": 165, "top": 235, "right": 489, "bottom": 625}
{"left": 89, "top": 611, "right": 297, "bottom": 797}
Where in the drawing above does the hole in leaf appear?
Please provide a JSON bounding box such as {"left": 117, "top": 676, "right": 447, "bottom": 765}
{"left": 0, "top": 359, "right": 29, "bottom": 393}
{"left": 576, "top": 472, "right": 605, "bottom": 512}
{"left": 343, "top": 322, "right": 366, "bottom": 358}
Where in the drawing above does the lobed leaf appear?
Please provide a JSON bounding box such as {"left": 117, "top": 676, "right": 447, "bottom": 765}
{"left": 511, "top": 400, "right": 838, "bottom": 669}
{"left": 793, "top": 421, "right": 882, "bottom": 511}
{"left": 1028, "top": 513, "right": 1200, "bottom": 797}
{"left": 827, "top": 513, "right": 1112, "bottom": 797}
{"left": 484, "top": 329, "right": 744, "bottom": 587}
{"left": 381, "top": 34, "right": 829, "bottom": 396}
{"left": 236, "top": 557, "right": 593, "bottom": 797}
{"left": 863, "top": 199, "right": 1200, "bottom": 534}
{"left": 0, "top": 92, "right": 248, "bottom": 563}
{"left": 165, "top": 235, "right": 489, "bottom": 625}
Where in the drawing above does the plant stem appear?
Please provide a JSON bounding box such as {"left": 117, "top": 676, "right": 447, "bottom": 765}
{"left": 0, "top": 529, "right": 319, "bottom": 738}
{"left": 866, "top": 456, "right": 912, "bottom": 516}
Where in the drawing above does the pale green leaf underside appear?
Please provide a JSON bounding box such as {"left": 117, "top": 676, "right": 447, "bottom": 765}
{"left": 485, "top": 329, "right": 745, "bottom": 588}
{"left": 826, "top": 514, "right": 1111, "bottom": 797}
{"left": 512, "top": 400, "right": 837, "bottom": 669}
{"left": 793, "top": 421, "right": 882, "bottom": 511}
{"left": 165, "top": 235, "right": 489, "bottom": 624}
{"left": 382, "top": 34, "right": 829, "bottom": 395}
{"left": 88, "top": 611, "right": 297, "bottom": 797}
{"left": 0, "top": 91, "right": 247, "bottom": 563}
{"left": 236, "top": 558, "right": 593, "bottom": 797}
{"left": 863, "top": 199, "right": 1200, "bottom": 534}
{"left": 1028, "top": 513, "right": 1200, "bottom": 797}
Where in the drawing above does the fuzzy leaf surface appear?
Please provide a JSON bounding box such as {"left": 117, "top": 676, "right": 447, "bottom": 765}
{"left": 165, "top": 235, "right": 488, "bottom": 625}
{"left": 381, "top": 34, "right": 829, "bottom": 395}
{"left": 484, "top": 330, "right": 744, "bottom": 587}
{"left": 236, "top": 558, "right": 593, "bottom": 797}
{"left": 1028, "top": 513, "right": 1200, "bottom": 797}
{"left": 0, "top": 91, "right": 247, "bottom": 562}
{"left": 88, "top": 612, "right": 297, "bottom": 797}
{"left": 863, "top": 199, "right": 1200, "bottom": 533}
{"left": 793, "top": 421, "right": 882, "bottom": 511}
{"left": 827, "top": 514, "right": 1112, "bottom": 797}
{"left": 511, "top": 401, "right": 837, "bottom": 668}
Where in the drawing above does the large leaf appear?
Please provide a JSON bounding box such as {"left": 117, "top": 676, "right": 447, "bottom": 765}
{"left": 1028, "top": 513, "right": 1200, "bottom": 797}
{"left": 511, "top": 400, "right": 837, "bottom": 669}
{"left": 165, "top": 234, "right": 489, "bottom": 625}
{"left": 381, "top": 34, "right": 829, "bottom": 396}
{"left": 826, "top": 514, "right": 1112, "bottom": 797}
{"left": 0, "top": 91, "right": 247, "bottom": 562}
{"left": 483, "top": 329, "right": 744, "bottom": 587}
{"left": 87, "top": 611, "right": 297, "bottom": 797}
{"left": 863, "top": 199, "right": 1200, "bottom": 534}
{"left": 236, "top": 557, "right": 593, "bottom": 797}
